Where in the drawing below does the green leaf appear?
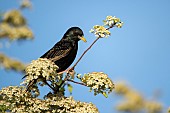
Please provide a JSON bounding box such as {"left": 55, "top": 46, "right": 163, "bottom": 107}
{"left": 102, "top": 92, "right": 108, "bottom": 98}
{"left": 67, "top": 84, "right": 73, "bottom": 94}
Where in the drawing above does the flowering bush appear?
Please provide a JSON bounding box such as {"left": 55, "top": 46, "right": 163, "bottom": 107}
{"left": 0, "top": 86, "right": 99, "bottom": 113}
{"left": 77, "top": 72, "right": 114, "bottom": 97}
{"left": 21, "top": 58, "right": 60, "bottom": 87}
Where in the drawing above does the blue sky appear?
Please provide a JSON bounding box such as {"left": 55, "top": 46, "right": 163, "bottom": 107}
{"left": 0, "top": 0, "right": 170, "bottom": 113}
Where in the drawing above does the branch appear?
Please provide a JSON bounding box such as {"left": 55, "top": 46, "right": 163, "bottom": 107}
{"left": 67, "top": 79, "right": 87, "bottom": 86}
{"left": 71, "top": 26, "right": 113, "bottom": 70}
{"left": 43, "top": 80, "right": 57, "bottom": 92}
{"left": 71, "top": 37, "right": 100, "bottom": 70}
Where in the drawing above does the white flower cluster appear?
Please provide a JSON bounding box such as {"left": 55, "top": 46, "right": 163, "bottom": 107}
{"left": 0, "top": 10, "right": 34, "bottom": 40}
{"left": 0, "top": 86, "right": 32, "bottom": 112}
{"left": 145, "top": 101, "right": 163, "bottom": 113}
{"left": 90, "top": 25, "right": 111, "bottom": 38}
{"left": 0, "top": 53, "right": 26, "bottom": 72}
{"left": 0, "top": 23, "right": 34, "bottom": 40}
{"left": 20, "top": 0, "right": 32, "bottom": 9}
{"left": 90, "top": 15, "right": 123, "bottom": 38}
{"left": 21, "top": 58, "right": 60, "bottom": 86}
{"left": 103, "top": 16, "right": 123, "bottom": 28}
{"left": 78, "top": 72, "right": 115, "bottom": 97}
{"left": 115, "top": 82, "right": 162, "bottom": 113}
{"left": 0, "top": 86, "right": 99, "bottom": 113}
{"left": 3, "top": 10, "right": 26, "bottom": 26}
{"left": 46, "top": 96, "right": 99, "bottom": 113}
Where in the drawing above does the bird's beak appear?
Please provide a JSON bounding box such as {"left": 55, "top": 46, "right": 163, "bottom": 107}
{"left": 78, "top": 36, "right": 87, "bottom": 42}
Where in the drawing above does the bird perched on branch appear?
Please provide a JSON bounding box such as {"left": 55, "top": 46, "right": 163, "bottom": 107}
{"left": 41, "top": 27, "right": 86, "bottom": 72}
{"left": 24, "top": 27, "right": 86, "bottom": 92}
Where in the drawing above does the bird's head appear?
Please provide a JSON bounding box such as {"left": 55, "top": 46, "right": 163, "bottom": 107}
{"left": 63, "top": 27, "right": 87, "bottom": 42}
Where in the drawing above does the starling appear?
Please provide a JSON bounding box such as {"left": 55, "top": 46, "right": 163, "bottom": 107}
{"left": 24, "top": 27, "right": 86, "bottom": 92}
{"left": 41, "top": 27, "right": 86, "bottom": 72}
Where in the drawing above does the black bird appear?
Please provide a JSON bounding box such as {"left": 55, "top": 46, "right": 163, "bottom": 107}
{"left": 41, "top": 27, "right": 86, "bottom": 72}
{"left": 24, "top": 27, "right": 86, "bottom": 92}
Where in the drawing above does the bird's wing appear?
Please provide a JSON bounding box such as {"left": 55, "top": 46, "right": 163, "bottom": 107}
{"left": 40, "top": 40, "right": 72, "bottom": 61}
